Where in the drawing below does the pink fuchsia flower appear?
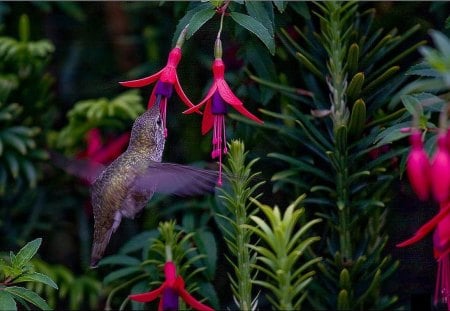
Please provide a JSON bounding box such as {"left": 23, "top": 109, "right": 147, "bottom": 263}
{"left": 396, "top": 202, "right": 450, "bottom": 248}
{"left": 183, "top": 39, "right": 263, "bottom": 185}
{"left": 129, "top": 261, "right": 213, "bottom": 311}
{"left": 431, "top": 132, "right": 450, "bottom": 202}
{"left": 433, "top": 211, "right": 450, "bottom": 311}
{"left": 406, "top": 129, "right": 431, "bottom": 201}
{"left": 120, "top": 27, "right": 195, "bottom": 138}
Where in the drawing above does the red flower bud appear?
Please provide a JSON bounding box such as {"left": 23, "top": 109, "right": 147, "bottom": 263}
{"left": 431, "top": 133, "right": 450, "bottom": 202}
{"left": 406, "top": 130, "right": 430, "bottom": 200}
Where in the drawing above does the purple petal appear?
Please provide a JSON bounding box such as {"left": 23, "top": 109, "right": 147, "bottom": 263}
{"left": 155, "top": 81, "right": 174, "bottom": 99}
{"left": 211, "top": 91, "right": 227, "bottom": 115}
{"left": 162, "top": 288, "right": 179, "bottom": 311}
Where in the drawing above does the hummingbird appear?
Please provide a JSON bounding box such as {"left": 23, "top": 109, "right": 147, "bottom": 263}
{"left": 52, "top": 99, "right": 219, "bottom": 267}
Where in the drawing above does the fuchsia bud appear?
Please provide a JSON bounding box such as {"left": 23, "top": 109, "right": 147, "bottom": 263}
{"left": 406, "top": 129, "right": 431, "bottom": 201}
{"left": 431, "top": 133, "right": 450, "bottom": 202}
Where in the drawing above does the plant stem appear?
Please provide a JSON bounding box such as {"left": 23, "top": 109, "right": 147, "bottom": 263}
{"left": 324, "top": 1, "right": 352, "bottom": 262}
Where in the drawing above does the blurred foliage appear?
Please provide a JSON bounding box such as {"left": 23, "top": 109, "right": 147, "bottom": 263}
{"left": 0, "top": 238, "right": 58, "bottom": 311}
{"left": 30, "top": 258, "right": 101, "bottom": 311}
{"left": 50, "top": 90, "right": 144, "bottom": 154}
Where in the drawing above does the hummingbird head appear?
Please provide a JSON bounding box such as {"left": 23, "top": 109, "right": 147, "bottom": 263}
{"left": 127, "top": 103, "right": 165, "bottom": 161}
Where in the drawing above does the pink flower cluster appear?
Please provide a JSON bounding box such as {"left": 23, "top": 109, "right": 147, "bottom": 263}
{"left": 120, "top": 34, "right": 263, "bottom": 185}
{"left": 400, "top": 128, "right": 450, "bottom": 310}
{"left": 406, "top": 129, "right": 450, "bottom": 203}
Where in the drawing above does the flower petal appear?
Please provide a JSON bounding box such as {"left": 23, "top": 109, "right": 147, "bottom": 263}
{"left": 202, "top": 100, "right": 214, "bottom": 135}
{"left": 174, "top": 73, "right": 196, "bottom": 109}
{"left": 397, "top": 202, "right": 450, "bottom": 248}
{"left": 232, "top": 104, "right": 263, "bottom": 124}
{"left": 147, "top": 84, "right": 158, "bottom": 109}
{"left": 183, "top": 84, "right": 217, "bottom": 115}
{"left": 129, "top": 286, "right": 164, "bottom": 303}
{"left": 119, "top": 69, "right": 164, "bottom": 87}
{"left": 175, "top": 277, "right": 214, "bottom": 311}
{"left": 217, "top": 79, "right": 243, "bottom": 106}
{"left": 159, "top": 67, "right": 177, "bottom": 85}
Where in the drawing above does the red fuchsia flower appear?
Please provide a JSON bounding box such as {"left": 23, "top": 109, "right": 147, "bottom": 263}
{"left": 431, "top": 132, "right": 450, "bottom": 202}
{"left": 433, "top": 211, "right": 450, "bottom": 310}
{"left": 119, "top": 27, "right": 195, "bottom": 138}
{"left": 183, "top": 39, "right": 263, "bottom": 185}
{"left": 406, "top": 129, "right": 431, "bottom": 201}
{"left": 129, "top": 261, "right": 213, "bottom": 311}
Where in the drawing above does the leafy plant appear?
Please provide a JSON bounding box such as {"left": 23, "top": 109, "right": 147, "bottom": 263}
{"left": 29, "top": 258, "right": 101, "bottom": 310}
{"left": 0, "top": 14, "right": 53, "bottom": 194}
{"left": 247, "top": 195, "right": 321, "bottom": 310}
{"left": 246, "top": 1, "right": 427, "bottom": 309}
{"left": 98, "top": 221, "right": 217, "bottom": 310}
{"left": 0, "top": 238, "right": 58, "bottom": 311}
{"left": 215, "top": 139, "right": 264, "bottom": 310}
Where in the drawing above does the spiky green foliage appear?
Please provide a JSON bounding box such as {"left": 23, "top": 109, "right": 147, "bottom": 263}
{"left": 98, "top": 221, "right": 217, "bottom": 311}
{"left": 247, "top": 1, "right": 426, "bottom": 309}
{"left": 0, "top": 238, "right": 58, "bottom": 311}
{"left": 216, "top": 140, "right": 264, "bottom": 310}
{"left": 247, "top": 196, "right": 321, "bottom": 310}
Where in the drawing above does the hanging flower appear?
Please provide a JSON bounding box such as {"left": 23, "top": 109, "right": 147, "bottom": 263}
{"left": 431, "top": 132, "right": 450, "bottom": 202}
{"left": 406, "top": 129, "right": 431, "bottom": 201}
{"left": 119, "top": 27, "right": 195, "bottom": 138}
{"left": 129, "top": 261, "right": 213, "bottom": 311}
{"left": 183, "top": 38, "right": 263, "bottom": 185}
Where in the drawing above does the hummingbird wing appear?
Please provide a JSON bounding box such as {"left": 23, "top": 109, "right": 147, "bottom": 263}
{"left": 133, "top": 162, "right": 219, "bottom": 197}
{"left": 49, "top": 151, "right": 105, "bottom": 184}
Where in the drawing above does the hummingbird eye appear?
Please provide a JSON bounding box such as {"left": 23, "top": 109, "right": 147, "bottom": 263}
{"left": 156, "top": 117, "right": 162, "bottom": 126}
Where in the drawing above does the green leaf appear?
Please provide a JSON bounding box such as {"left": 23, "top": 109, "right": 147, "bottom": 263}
{"left": 13, "top": 272, "right": 58, "bottom": 289}
{"left": 4, "top": 286, "right": 50, "bottom": 310}
{"left": 119, "top": 230, "right": 159, "bottom": 255}
{"left": 289, "top": 1, "right": 310, "bottom": 19}
{"left": 406, "top": 62, "right": 441, "bottom": 78}
{"left": 272, "top": 0, "right": 287, "bottom": 13}
{"left": 186, "top": 7, "right": 216, "bottom": 40}
{"left": 347, "top": 72, "right": 365, "bottom": 101}
{"left": 97, "top": 255, "right": 141, "bottom": 267}
{"left": 14, "top": 238, "right": 42, "bottom": 268}
{"left": 400, "top": 94, "right": 423, "bottom": 116}
{"left": 171, "top": 3, "right": 210, "bottom": 46}
{"left": 194, "top": 230, "right": 217, "bottom": 279}
{"left": 0, "top": 290, "right": 17, "bottom": 311}
{"left": 230, "top": 12, "right": 275, "bottom": 55}
{"left": 245, "top": 1, "right": 274, "bottom": 36}
{"left": 348, "top": 99, "right": 366, "bottom": 138}
{"left": 103, "top": 267, "right": 141, "bottom": 285}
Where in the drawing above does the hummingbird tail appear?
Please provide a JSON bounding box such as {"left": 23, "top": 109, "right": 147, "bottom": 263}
{"left": 90, "top": 211, "right": 122, "bottom": 268}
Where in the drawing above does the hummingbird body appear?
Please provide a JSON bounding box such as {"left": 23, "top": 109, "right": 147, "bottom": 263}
{"left": 91, "top": 103, "right": 165, "bottom": 267}
{"left": 89, "top": 101, "right": 218, "bottom": 267}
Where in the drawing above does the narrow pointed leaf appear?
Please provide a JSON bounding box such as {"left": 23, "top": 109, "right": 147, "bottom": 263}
{"left": 4, "top": 286, "right": 51, "bottom": 310}
{"left": 186, "top": 7, "right": 216, "bottom": 40}
{"left": 230, "top": 12, "right": 275, "bottom": 55}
